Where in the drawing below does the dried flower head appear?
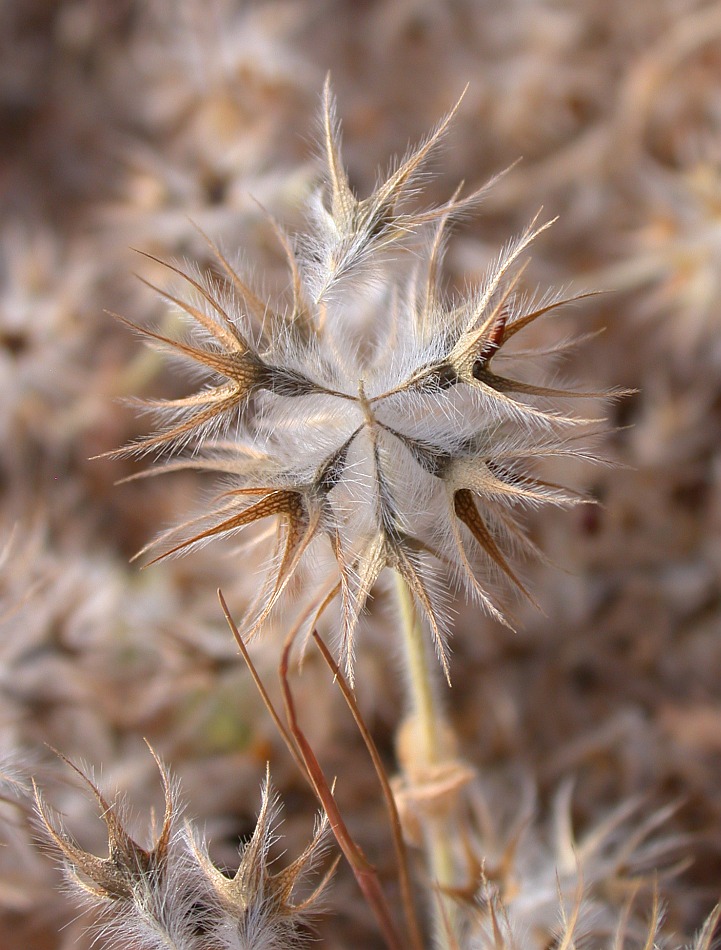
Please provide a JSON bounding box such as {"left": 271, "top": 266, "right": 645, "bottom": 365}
{"left": 35, "top": 752, "right": 330, "bottom": 950}
{"left": 463, "top": 780, "right": 694, "bottom": 949}
{"left": 114, "top": 79, "right": 607, "bottom": 682}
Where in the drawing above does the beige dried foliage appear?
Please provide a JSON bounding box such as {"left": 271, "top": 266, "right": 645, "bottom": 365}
{"left": 2, "top": 2, "right": 721, "bottom": 948}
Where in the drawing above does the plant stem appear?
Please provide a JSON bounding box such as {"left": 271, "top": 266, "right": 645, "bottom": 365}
{"left": 394, "top": 572, "right": 458, "bottom": 947}
{"left": 395, "top": 573, "right": 441, "bottom": 763}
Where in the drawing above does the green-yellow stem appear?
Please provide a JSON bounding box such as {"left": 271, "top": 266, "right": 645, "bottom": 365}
{"left": 395, "top": 573, "right": 441, "bottom": 764}
{"left": 394, "top": 573, "right": 458, "bottom": 946}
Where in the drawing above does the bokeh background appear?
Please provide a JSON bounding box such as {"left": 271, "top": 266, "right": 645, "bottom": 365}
{"left": 2, "top": 1, "right": 721, "bottom": 946}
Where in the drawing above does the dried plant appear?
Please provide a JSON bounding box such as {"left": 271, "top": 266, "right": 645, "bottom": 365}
{"left": 5, "top": 4, "right": 721, "bottom": 947}
{"left": 35, "top": 750, "right": 330, "bottom": 950}
{"left": 460, "top": 778, "right": 695, "bottom": 949}
{"left": 111, "top": 78, "right": 604, "bottom": 688}
{"left": 91, "top": 78, "right": 629, "bottom": 949}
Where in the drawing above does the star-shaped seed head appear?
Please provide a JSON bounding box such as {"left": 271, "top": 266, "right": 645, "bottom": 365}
{"left": 112, "top": 80, "right": 610, "bottom": 683}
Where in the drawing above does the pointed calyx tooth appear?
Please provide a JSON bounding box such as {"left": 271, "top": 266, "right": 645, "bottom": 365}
{"left": 34, "top": 749, "right": 175, "bottom": 902}
{"left": 106, "top": 308, "right": 334, "bottom": 456}
{"left": 191, "top": 770, "right": 331, "bottom": 920}
{"left": 453, "top": 488, "right": 535, "bottom": 604}
{"left": 475, "top": 305, "right": 508, "bottom": 366}
{"left": 446, "top": 254, "right": 603, "bottom": 399}
{"left": 313, "top": 76, "right": 472, "bottom": 301}
{"left": 242, "top": 496, "right": 322, "bottom": 639}
{"left": 145, "top": 488, "right": 308, "bottom": 565}
{"left": 263, "top": 363, "right": 329, "bottom": 397}
{"left": 322, "top": 74, "right": 356, "bottom": 224}
{"left": 316, "top": 429, "right": 359, "bottom": 492}
{"left": 380, "top": 425, "right": 452, "bottom": 478}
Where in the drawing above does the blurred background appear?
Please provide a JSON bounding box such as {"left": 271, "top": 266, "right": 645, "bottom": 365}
{"left": 2, "top": 1, "right": 721, "bottom": 946}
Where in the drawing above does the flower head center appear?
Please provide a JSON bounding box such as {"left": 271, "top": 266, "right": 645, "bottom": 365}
{"left": 357, "top": 378, "right": 376, "bottom": 429}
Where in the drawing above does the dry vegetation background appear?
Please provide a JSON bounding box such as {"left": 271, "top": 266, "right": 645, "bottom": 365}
{"left": 2, "top": 0, "right": 721, "bottom": 946}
